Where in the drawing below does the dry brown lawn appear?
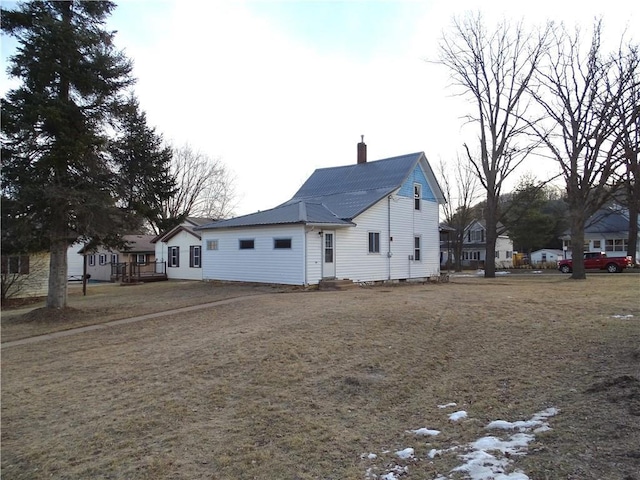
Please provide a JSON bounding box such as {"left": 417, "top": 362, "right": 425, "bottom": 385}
{"left": 1, "top": 274, "right": 639, "bottom": 479}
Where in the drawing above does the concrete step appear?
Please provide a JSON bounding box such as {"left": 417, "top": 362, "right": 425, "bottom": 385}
{"left": 318, "top": 278, "right": 359, "bottom": 291}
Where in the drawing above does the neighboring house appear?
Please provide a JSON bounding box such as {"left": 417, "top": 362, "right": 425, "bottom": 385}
{"left": 530, "top": 249, "right": 564, "bottom": 266}
{"left": 1, "top": 251, "right": 50, "bottom": 299}
{"left": 459, "top": 220, "right": 514, "bottom": 269}
{"left": 196, "top": 143, "right": 446, "bottom": 286}
{"left": 80, "top": 235, "right": 164, "bottom": 282}
{"left": 66, "top": 241, "right": 85, "bottom": 280}
{"left": 559, "top": 205, "right": 640, "bottom": 261}
{"left": 152, "top": 218, "right": 215, "bottom": 280}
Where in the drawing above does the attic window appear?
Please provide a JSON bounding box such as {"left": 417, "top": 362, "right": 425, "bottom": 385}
{"left": 414, "top": 184, "right": 421, "bottom": 210}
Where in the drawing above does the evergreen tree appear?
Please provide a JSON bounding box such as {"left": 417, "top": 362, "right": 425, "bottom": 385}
{"left": 111, "top": 95, "right": 176, "bottom": 233}
{"left": 502, "top": 178, "right": 557, "bottom": 254}
{"left": 1, "top": 1, "right": 135, "bottom": 308}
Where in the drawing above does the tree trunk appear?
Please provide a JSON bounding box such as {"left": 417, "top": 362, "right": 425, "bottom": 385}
{"left": 484, "top": 196, "right": 498, "bottom": 278}
{"left": 47, "top": 238, "right": 68, "bottom": 308}
{"left": 628, "top": 198, "right": 639, "bottom": 266}
{"left": 569, "top": 208, "right": 587, "bottom": 280}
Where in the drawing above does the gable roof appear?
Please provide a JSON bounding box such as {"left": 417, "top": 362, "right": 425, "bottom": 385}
{"left": 561, "top": 206, "right": 638, "bottom": 238}
{"left": 197, "top": 152, "right": 445, "bottom": 231}
{"left": 284, "top": 152, "right": 445, "bottom": 219}
{"left": 584, "top": 208, "right": 635, "bottom": 233}
{"left": 78, "top": 234, "right": 156, "bottom": 254}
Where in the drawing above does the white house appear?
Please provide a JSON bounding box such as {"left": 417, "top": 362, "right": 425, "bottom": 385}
{"left": 459, "top": 220, "right": 514, "bottom": 269}
{"left": 530, "top": 249, "right": 564, "bottom": 265}
{"left": 196, "top": 143, "right": 446, "bottom": 286}
{"left": 152, "top": 218, "right": 214, "bottom": 280}
{"left": 560, "top": 205, "right": 640, "bottom": 261}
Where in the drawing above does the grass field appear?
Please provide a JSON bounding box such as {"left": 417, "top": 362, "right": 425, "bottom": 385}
{"left": 1, "top": 275, "right": 639, "bottom": 479}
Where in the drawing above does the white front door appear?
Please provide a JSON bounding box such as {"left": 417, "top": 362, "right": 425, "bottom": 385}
{"left": 322, "top": 231, "right": 336, "bottom": 278}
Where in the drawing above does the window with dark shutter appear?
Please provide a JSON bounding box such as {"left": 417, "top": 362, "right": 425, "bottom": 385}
{"left": 168, "top": 247, "right": 179, "bottom": 267}
{"left": 190, "top": 246, "right": 201, "bottom": 268}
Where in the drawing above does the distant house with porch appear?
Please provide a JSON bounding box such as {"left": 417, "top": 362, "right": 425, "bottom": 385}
{"left": 559, "top": 205, "right": 640, "bottom": 262}
{"left": 79, "top": 235, "right": 166, "bottom": 283}
{"left": 457, "top": 220, "right": 514, "bottom": 269}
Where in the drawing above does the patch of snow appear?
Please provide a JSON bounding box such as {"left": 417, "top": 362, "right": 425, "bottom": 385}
{"left": 361, "top": 452, "right": 377, "bottom": 459}
{"left": 449, "top": 410, "right": 468, "bottom": 421}
{"left": 381, "top": 464, "right": 409, "bottom": 479}
{"left": 407, "top": 427, "right": 440, "bottom": 436}
{"left": 532, "top": 270, "right": 543, "bottom": 274}
{"left": 395, "top": 447, "right": 414, "bottom": 459}
{"left": 495, "top": 271, "right": 511, "bottom": 275}
{"left": 611, "top": 314, "right": 634, "bottom": 318}
{"left": 438, "top": 402, "right": 457, "bottom": 409}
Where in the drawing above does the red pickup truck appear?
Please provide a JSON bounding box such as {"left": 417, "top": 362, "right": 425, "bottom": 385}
{"left": 557, "top": 252, "right": 633, "bottom": 273}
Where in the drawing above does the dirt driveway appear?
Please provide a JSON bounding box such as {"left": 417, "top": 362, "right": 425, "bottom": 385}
{"left": 2, "top": 276, "right": 639, "bottom": 479}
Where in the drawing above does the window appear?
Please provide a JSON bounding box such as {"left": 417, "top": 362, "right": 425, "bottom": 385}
{"left": 324, "top": 234, "right": 334, "bottom": 263}
{"left": 274, "top": 238, "right": 292, "bottom": 249}
{"left": 136, "top": 254, "right": 147, "bottom": 265}
{"left": 239, "top": 239, "right": 255, "bottom": 249}
{"left": 414, "top": 236, "right": 421, "bottom": 261}
{"left": 1, "top": 255, "right": 30, "bottom": 274}
{"left": 368, "top": 232, "right": 380, "bottom": 253}
{"left": 206, "top": 240, "right": 218, "bottom": 250}
{"left": 414, "top": 184, "right": 421, "bottom": 210}
{"left": 495, "top": 251, "right": 499, "bottom": 259}
{"left": 99, "top": 254, "right": 107, "bottom": 265}
{"left": 88, "top": 255, "right": 95, "bottom": 267}
{"left": 111, "top": 254, "right": 119, "bottom": 264}
{"left": 468, "top": 229, "right": 485, "bottom": 243}
{"left": 190, "top": 246, "right": 201, "bottom": 268}
{"left": 605, "top": 239, "right": 627, "bottom": 252}
{"left": 168, "top": 246, "right": 180, "bottom": 267}
{"left": 593, "top": 240, "right": 601, "bottom": 249}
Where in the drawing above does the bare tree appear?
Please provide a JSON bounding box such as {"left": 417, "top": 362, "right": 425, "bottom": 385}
{"left": 612, "top": 43, "right": 640, "bottom": 265}
{"left": 438, "top": 156, "right": 479, "bottom": 271}
{"left": 528, "top": 22, "right": 639, "bottom": 278}
{"left": 438, "top": 13, "right": 550, "bottom": 277}
{"left": 151, "top": 144, "right": 237, "bottom": 234}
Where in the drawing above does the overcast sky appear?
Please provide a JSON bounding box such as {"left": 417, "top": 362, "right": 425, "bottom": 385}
{"left": 2, "top": 1, "right": 638, "bottom": 216}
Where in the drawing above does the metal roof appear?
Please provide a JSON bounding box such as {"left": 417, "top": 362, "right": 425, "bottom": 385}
{"left": 197, "top": 152, "right": 441, "bottom": 230}
{"left": 196, "top": 201, "right": 353, "bottom": 230}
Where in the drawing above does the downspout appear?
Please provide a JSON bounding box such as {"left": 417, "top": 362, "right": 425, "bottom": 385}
{"left": 388, "top": 195, "right": 392, "bottom": 280}
{"left": 303, "top": 227, "right": 307, "bottom": 285}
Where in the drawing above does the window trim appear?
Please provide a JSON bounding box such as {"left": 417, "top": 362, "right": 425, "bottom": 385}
{"left": 88, "top": 254, "right": 96, "bottom": 267}
{"left": 136, "top": 254, "right": 147, "bottom": 265}
{"left": 413, "top": 183, "right": 421, "bottom": 210}
{"left": 414, "top": 235, "right": 421, "bottom": 261}
{"left": 368, "top": 231, "right": 380, "bottom": 254}
{"left": 168, "top": 246, "right": 180, "bottom": 268}
{"left": 206, "top": 239, "right": 218, "bottom": 251}
{"left": 189, "top": 245, "right": 201, "bottom": 268}
{"left": 98, "top": 253, "right": 107, "bottom": 265}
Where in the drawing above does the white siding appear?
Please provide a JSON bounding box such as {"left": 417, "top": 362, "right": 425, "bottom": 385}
{"left": 305, "top": 227, "right": 322, "bottom": 284}
{"left": 332, "top": 194, "right": 441, "bottom": 283}
{"left": 66, "top": 242, "right": 84, "bottom": 278}
{"left": 155, "top": 230, "right": 203, "bottom": 280}
{"left": 201, "top": 225, "right": 306, "bottom": 284}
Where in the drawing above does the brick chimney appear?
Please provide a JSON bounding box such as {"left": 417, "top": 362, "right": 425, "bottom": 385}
{"left": 357, "top": 135, "right": 367, "bottom": 164}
